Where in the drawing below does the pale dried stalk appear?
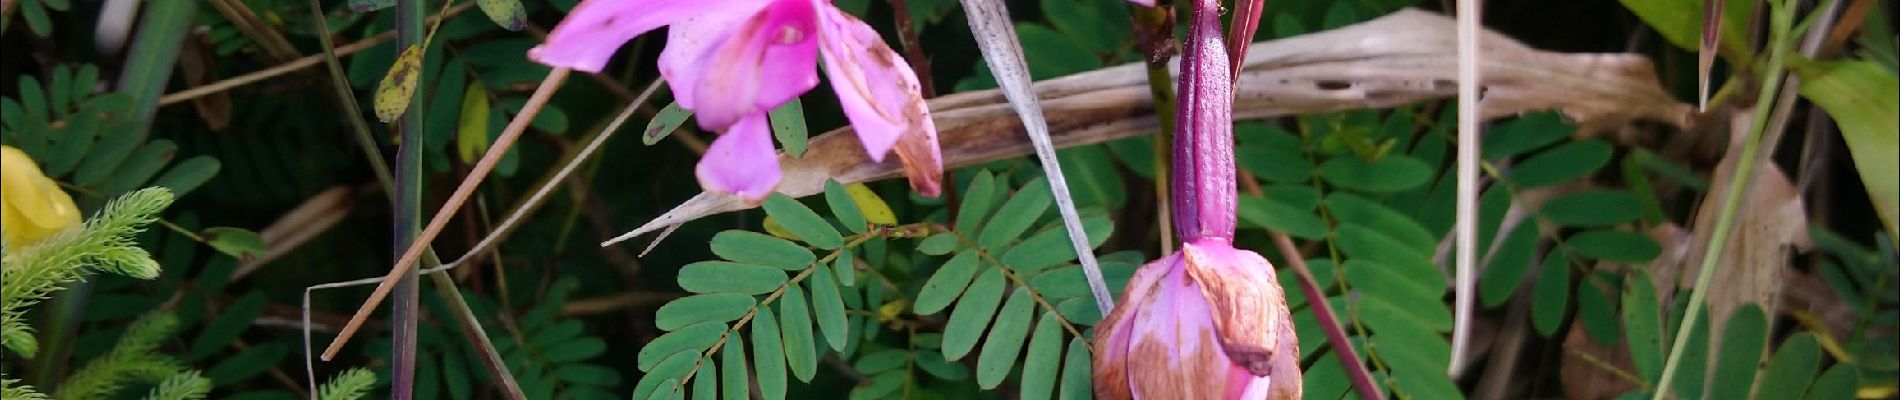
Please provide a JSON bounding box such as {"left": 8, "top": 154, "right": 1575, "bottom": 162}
{"left": 608, "top": 9, "right": 1691, "bottom": 245}
{"left": 1451, "top": 0, "right": 1483, "bottom": 374}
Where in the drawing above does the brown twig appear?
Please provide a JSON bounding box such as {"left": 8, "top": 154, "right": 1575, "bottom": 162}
{"left": 886, "top": 0, "right": 936, "bottom": 97}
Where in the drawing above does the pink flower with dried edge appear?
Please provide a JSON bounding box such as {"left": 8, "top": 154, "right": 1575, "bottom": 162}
{"left": 1090, "top": 0, "right": 1301, "bottom": 397}
{"left": 529, "top": 0, "right": 942, "bottom": 200}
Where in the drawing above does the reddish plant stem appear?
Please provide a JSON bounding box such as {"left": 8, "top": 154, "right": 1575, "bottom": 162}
{"left": 1226, "top": 0, "right": 1265, "bottom": 81}
{"left": 886, "top": 0, "right": 936, "bottom": 97}
{"left": 1272, "top": 233, "right": 1385, "bottom": 400}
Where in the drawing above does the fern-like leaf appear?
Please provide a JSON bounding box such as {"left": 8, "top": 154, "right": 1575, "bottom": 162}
{"left": 141, "top": 372, "right": 210, "bottom": 400}
{"left": 316, "top": 368, "right": 378, "bottom": 400}
{"left": 0, "top": 187, "right": 173, "bottom": 357}
{"left": 55, "top": 312, "right": 190, "bottom": 400}
{"left": 1, "top": 378, "right": 50, "bottom": 400}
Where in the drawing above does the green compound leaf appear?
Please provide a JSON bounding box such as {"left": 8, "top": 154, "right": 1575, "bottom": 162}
{"left": 762, "top": 194, "right": 844, "bottom": 249}
{"left": 769, "top": 99, "right": 810, "bottom": 157}
{"left": 1317, "top": 154, "right": 1432, "bottom": 192}
{"left": 810, "top": 262, "right": 851, "bottom": 352}
{"left": 778, "top": 285, "right": 818, "bottom": 382}
{"left": 943, "top": 266, "right": 1007, "bottom": 360}
{"left": 1058, "top": 337, "right": 1092, "bottom": 400}
{"left": 751, "top": 307, "right": 787, "bottom": 400}
{"left": 1621, "top": 270, "right": 1664, "bottom": 381}
{"left": 917, "top": 233, "right": 961, "bottom": 256}
{"left": 824, "top": 180, "right": 868, "bottom": 234}
{"left": 655, "top": 293, "right": 755, "bottom": 331}
{"left": 474, "top": 0, "right": 526, "bottom": 30}
{"left": 915, "top": 250, "right": 983, "bottom": 315}
{"left": 977, "top": 177, "right": 1054, "bottom": 248}
{"left": 678, "top": 261, "right": 788, "bottom": 294}
{"left": 957, "top": 171, "right": 1001, "bottom": 233}
{"left": 1509, "top": 139, "right": 1613, "bottom": 188}
{"left": 1567, "top": 230, "right": 1661, "bottom": 263}
{"left": 711, "top": 230, "right": 816, "bottom": 270}
{"left": 638, "top": 322, "right": 726, "bottom": 371}
{"left": 1542, "top": 190, "right": 1645, "bottom": 227}
{"left": 977, "top": 289, "right": 1036, "bottom": 389}
{"left": 1708, "top": 304, "right": 1768, "bottom": 400}
{"left": 1018, "top": 312, "right": 1065, "bottom": 400}
{"left": 1756, "top": 333, "right": 1823, "bottom": 400}
{"left": 721, "top": 338, "right": 749, "bottom": 400}
{"left": 1237, "top": 195, "right": 1328, "bottom": 240}
{"left": 632, "top": 352, "right": 696, "bottom": 400}
{"left": 1531, "top": 249, "right": 1573, "bottom": 337}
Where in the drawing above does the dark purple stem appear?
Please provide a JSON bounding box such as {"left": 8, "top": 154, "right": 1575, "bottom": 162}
{"left": 1171, "top": 0, "right": 1236, "bottom": 244}
{"left": 1274, "top": 234, "right": 1385, "bottom": 400}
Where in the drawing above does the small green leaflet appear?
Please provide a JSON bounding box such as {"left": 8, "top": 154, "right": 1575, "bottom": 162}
{"left": 644, "top": 102, "right": 694, "bottom": 145}
{"left": 769, "top": 99, "right": 809, "bottom": 157}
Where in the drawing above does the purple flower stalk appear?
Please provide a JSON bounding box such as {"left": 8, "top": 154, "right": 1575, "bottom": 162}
{"left": 530, "top": 0, "right": 943, "bottom": 201}
{"left": 1091, "top": 0, "right": 1301, "bottom": 398}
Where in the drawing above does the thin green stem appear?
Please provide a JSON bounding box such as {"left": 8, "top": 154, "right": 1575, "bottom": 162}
{"left": 1650, "top": 1, "right": 1797, "bottom": 398}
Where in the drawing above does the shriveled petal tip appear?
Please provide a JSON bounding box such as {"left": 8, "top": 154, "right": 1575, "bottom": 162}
{"left": 1126, "top": 0, "right": 1156, "bottom": 6}
{"left": 696, "top": 116, "right": 782, "bottom": 201}
{"left": 682, "top": 0, "right": 822, "bottom": 130}
{"left": 1092, "top": 253, "right": 1176, "bottom": 399}
{"left": 816, "top": 7, "right": 935, "bottom": 163}
{"left": 892, "top": 122, "right": 943, "bottom": 197}
{"left": 529, "top": 0, "right": 714, "bottom": 73}
{"left": 1181, "top": 241, "right": 1292, "bottom": 377}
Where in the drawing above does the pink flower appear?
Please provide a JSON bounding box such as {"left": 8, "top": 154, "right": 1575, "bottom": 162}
{"left": 1092, "top": 241, "right": 1300, "bottom": 399}
{"left": 1091, "top": 0, "right": 1300, "bottom": 397}
{"left": 529, "top": 0, "right": 942, "bottom": 200}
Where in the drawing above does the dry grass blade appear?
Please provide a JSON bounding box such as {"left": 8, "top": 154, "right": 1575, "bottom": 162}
{"left": 609, "top": 9, "right": 1692, "bottom": 249}
{"left": 1451, "top": 0, "right": 1483, "bottom": 375}
{"left": 322, "top": 68, "right": 570, "bottom": 361}
{"left": 957, "top": 0, "right": 1115, "bottom": 314}
{"left": 1700, "top": 0, "right": 1725, "bottom": 110}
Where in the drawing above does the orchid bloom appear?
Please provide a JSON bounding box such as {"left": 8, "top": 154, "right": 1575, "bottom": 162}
{"left": 529, "top": 0, "right": 942, "bottom": 200}
{"left": 1090, "top": 0, "right": 1300, "bottom": 398}
{"left": 2, "top": 145, "right": 83, "bottom": 249}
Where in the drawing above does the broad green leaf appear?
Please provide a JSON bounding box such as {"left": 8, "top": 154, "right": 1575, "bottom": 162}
{"left": 1317, "top": 154, "right": 1433, "bottom": 192}
{"left": 98, "top": 139, "right": 175, "bottom": 196}
{"left": 678, "top": 261, "right": 788, "bottom": 294}
{"left": 1509, "top": 140, "right": 1613, "bottom": 188}
{"left": 1483, "top": 112, "right": 1574, "bottom": 160}
{"left": 1054, "top": 297, "right": 1103, "bottom": 325}
{"left": 1622, "top": 270, "right": 1664, "bottom": 381}
{"left": 1480, "top": 220, "right": 1541, "bottom": 307}
{"left": 711, "top": 230, "right": 816, "bottom": 270}
{"left": 475, "top": 0, "right": 526, "bottom": 30}
{"left": 456, "top": 82, "right": 491, "bottom": 163}
{"left": 1057, "top": 338, "right": 1091, "bottom": 400}
{"left": 978, "top": 177, "right": 1054, "bottom": 248}
{"left": 977, "top": 289, "right": 1036, "bottom": 389}
{"left": 943, "top": 267, "right": 1007, "bottom": 360}
{"left": 917, "top": 233, "right": 960, "bottom": 255}
{"left": 643, "top": 102, "right": 693, "bottom": 145}
{"left": 1708, "top": 304, "right": 1768, "bottom": 400}
{"left": 1334, "top": 224, "right": 1434, "bottom": 270}
{"left": 1302, "top": 351, "right": 1351, "bottom": 400}
{"left": 1756, "top": 333, "right": 1822, "bottom": 400}
{"left": 1531, "top": 250, "right": 1573, "bottom": 337}
{"left": 769, "top": 98, "right": 809, "bottom": 157}
{"left": 811, "top": 263, "right": 851, "bottom": 352}
{"left": 957, "top": 171, "right": 1001, "bottom": 232}
{"left": 1029, "top": 262, "right": 1137, "bottom": 300}
{"left": 778, "top": 285, "right": 818, "bottom": 382}
{"left": 632, "top": 352, "right": 696, "bottom": 400}
{"left": 202, "top": 227, "right": 266, "bottom": 260}
{"left": 1237, "top": 195, "right": 1328, "bottom": 240}
{"left": 656, "top": 293, "right": 756, "bottom": 331}
{"left": 853, "top": 349, "right": 909, "bottom": 375}
{"left": 762, "top": 194, "right": 844, "bottom": 249}
{"left": 751, "top": 307, "right": 787, "bottom": 400}
{"left": 1372, "top": 337, "right": 1461, "bottom": 400}
{"left": 1803, "top": 364, "right": 1858, "bottom": 400}
{"left": 915, "top": 250, "right": 983, "bottom": 314}
{"left": 721, "top": 338, "right": 749, "bottom": 400}
{"left": 1567, "top": 230, "right": 1661, "bottom": 263}
{"left": 374, "top": 44, "right": 425, "bottom": 122}
{"left": 152, "top": 156, "right": 221, "bottom": 197}
{"left": 1056, "top": 145, "right": 1128, "bottom": 208}
{"left": 1019, "top": 312, "right": 1064, "bottom": 400}
{"left": 1665, "top": 304, "right": 1711, "bottom": 399}
{"left": 639, "top": 322, "right": 726, "bottom": 371}
{"left": 1541, "top": 190, "right": 1645, "bottom": 227}
{"left": 1794, "top": 60, "right": 1899, "bottom": 237}
{"left": 1358, "top": 292, "right": 1453, "bottom": 334}
{"left": 999, "top": 218, "right": 1112, "bottom": 273}
{"left": 824, "top": 180, "right": 868, "bottom": 234}
{"left": 833, "top": 248, "right": 856, "bottom": 286}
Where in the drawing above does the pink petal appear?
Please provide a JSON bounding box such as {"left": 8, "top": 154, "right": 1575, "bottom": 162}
{"left": 658, "top": 0, "right": 773, "bottom": 109}
{"left": 676, "top": 0, "right": 822, "bottom": 130}
{"left": 1122, "top": 253, "right": 1234, "bottom": 398}
{"left": 696, "top": 115, "right": 782, "bottom": 201}
{"left": 1128, "top": 0, "right": 1156, "bottom": 6}
{"left": 529, "top": 0, "right": 720, "bottom": 73}
{"left": 815, "top": 7, "right": 942, "bottom": 195}
{"left": 1092, "top": 252, "right": 1174, "bottom": 399}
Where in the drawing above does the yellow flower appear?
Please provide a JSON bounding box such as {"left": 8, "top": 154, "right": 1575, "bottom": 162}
{"left": 2, "top": 145, "right": 83, "bottom": 248}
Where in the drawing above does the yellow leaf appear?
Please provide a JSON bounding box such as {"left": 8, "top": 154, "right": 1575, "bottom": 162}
{"left": 845, "top": 183, "right": 896, "bottom": 226}
{"left": 373, "top": 44, "right": 425, "bottom": 123}
{"left": 1, "top": 146, "right": 83, "bottom": 248}
{"left": 457, "top": 83, "right": 491, "bottom": 163}
{"left": 762, "top": 216, "right": 798, "bottom": 240}
{"left": 876, "top": 299, "right": 909, "bottom": 323}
